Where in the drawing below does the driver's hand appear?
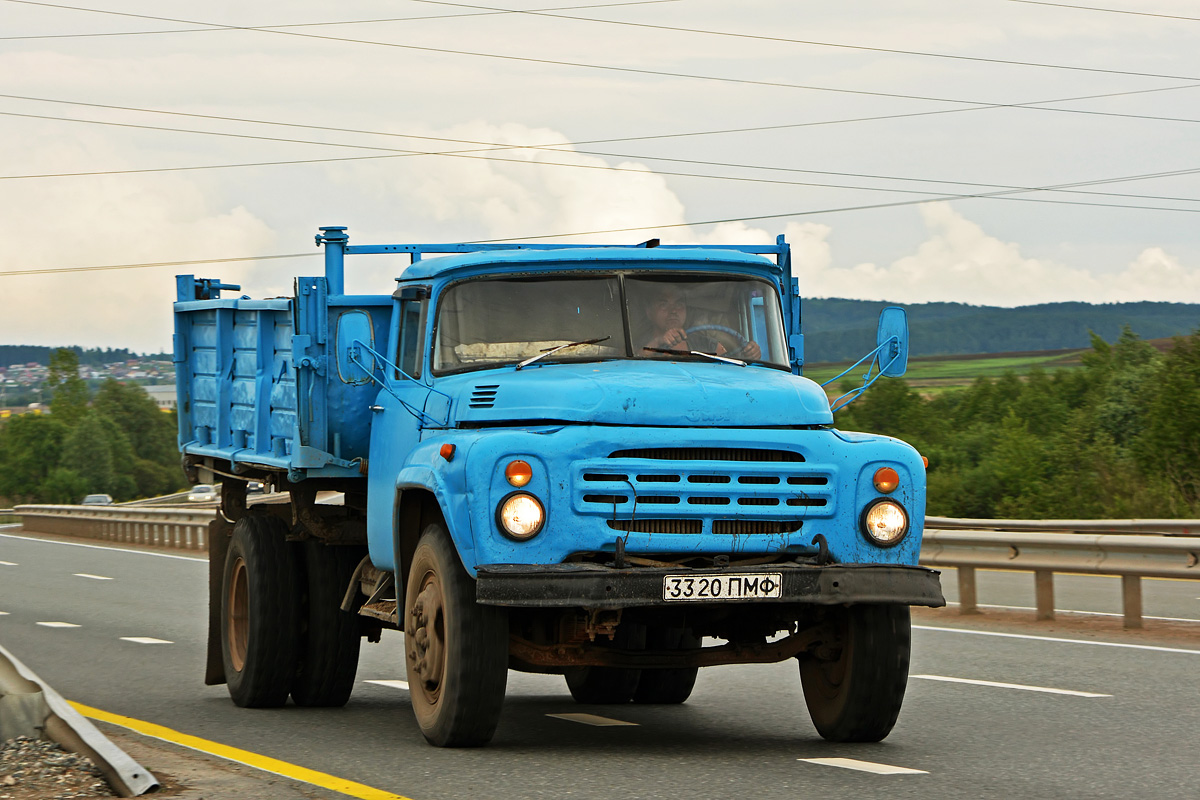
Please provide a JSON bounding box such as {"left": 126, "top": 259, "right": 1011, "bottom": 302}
{"left": 743, "top": 342, "right": 761, "bottom": 360}
{"left": 661, "top": 328, "right": 688, "bottom": 350}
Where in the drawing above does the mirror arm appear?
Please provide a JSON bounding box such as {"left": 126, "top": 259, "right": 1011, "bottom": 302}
{"left": 348, "top": 339, "right": 449, "bottom": 426}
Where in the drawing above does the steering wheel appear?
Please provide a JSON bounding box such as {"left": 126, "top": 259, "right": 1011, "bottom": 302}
{"left": 684, "top": 324, "right": 751, "bottom": 357}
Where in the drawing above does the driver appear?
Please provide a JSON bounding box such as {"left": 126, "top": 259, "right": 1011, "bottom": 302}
{"left": 641, "top": 284, "right": 761, "bottom": 360}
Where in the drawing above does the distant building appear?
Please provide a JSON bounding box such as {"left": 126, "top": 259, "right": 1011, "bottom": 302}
{"left": 142, "top": 384, "right": 177, "bottom": 411}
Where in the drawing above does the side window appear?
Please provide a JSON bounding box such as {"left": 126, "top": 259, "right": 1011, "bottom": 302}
{"left": 397, "top": 300, "right": 425, "bottom": 379}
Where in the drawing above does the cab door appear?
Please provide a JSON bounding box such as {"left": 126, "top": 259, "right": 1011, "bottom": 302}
{"left": 366, "top": 289, "right": 430, "bottom": 571}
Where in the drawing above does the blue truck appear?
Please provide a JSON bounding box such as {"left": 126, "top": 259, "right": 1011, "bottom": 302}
{"left": 174, "top": 226, "right": 944, "bottom": 747}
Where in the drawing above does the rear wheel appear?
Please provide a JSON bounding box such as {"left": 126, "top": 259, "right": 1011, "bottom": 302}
{"left": 221, "top": 515, "right": 299, "bottom": 708}
{"left": 632, "top": 625, "right": 700, "bottom": 705}
{"left": 799, "top": 604, "right": 911, "bottom": 742}
{"left": 565, "top": 623, "right": 646, "bottom": 704}
{"left": 405, "top": 523, "right": 508, "bottom": 747}
{"left": 291, "top": 538, "right": 366, "bottom": 708}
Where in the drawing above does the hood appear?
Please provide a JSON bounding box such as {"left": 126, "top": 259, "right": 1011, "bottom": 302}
{"left": 445, "top": 361, "right": 833, "bottom": 427}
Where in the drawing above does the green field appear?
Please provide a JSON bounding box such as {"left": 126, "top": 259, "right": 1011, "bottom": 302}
{"left": 803, "top": 347, "right": 1086, "bottom": 393}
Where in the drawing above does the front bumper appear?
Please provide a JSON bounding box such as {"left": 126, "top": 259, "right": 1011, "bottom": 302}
{"left": 475, "top": 562, "right": 944, "bottom": 609}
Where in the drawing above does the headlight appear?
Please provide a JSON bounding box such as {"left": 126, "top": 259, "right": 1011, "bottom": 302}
{"left": 861, "top": 499, "right": 908, "bottom": 547}
{"left": 497, "top": 492, "right": 545, "bottom": 540}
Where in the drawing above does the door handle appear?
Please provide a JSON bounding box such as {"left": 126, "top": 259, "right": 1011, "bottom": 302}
{"left": 369, "top": 405, "right": 385, "bottom": 412}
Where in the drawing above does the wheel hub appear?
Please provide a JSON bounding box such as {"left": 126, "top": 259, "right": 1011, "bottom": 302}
{"left": 408, "top": 578, "right": 446, "bottom": 699}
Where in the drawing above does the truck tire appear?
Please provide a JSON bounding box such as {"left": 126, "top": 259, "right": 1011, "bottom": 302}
{"left": 564, "top": 623, "right": 646, "bottom": 704}
{"left": 632, "top": 625, "right": 700, "bottom": 705}
{"left": 291, "top": 539, "right": 365, "bottom": 708}
{"left": 405, "top": 523, "right": 508, "bottom": 747}
{"left": 799, "top": 604, "right": 910, "bottom": 742}
{"left": 221, "top": 515, "right": 299, "bottom": 708}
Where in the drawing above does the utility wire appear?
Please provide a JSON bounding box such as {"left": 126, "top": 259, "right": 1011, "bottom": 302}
{"left": 0, "top": 253, "right": 314, "bottom": 277}
{"left": 5, "top": 106, "right": 1200, "bottom": 212}
{"left": 404, "top": 0, "right": 1200, "bottom": 82}
{"left": 6, "top": 0, "right": 1200, "bottom": 110}
{"left": 1000, "top": 0, "right": 1200, "bottom": 23}
{"left": 6, "top": 164, "right": 1200, "bottom": 277}
{"left": 0, "top": 0, "right": 679, "bottom": 41}
{"left": 6, "top": 0, "right": 1195, "bottom": 83}
{"left": 3, "top": 118, "right": 1198, "bottom": 210}
{"left": 2, "top": 80, "right": 1199, "bottom": 187}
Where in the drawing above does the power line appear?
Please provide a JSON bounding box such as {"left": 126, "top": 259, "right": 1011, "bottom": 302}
{"left": 0, "top": 253, "right": 314, "bottom": 277}
{"left": 4, "top": 123, "right": 1198, "bottom": 210}
{"left": 6, "top": 0, "right": 1195, "bottom": 84}
{"left": 403, "top": 0, "right": 1200, "bottom": 82}
{"left": 6, "top": 0, "right": 1200, "bottom": 112}
{"left": 6, "top": 105, "right": 1200, "bottom": 213}
{"left": 6, "top": 164, "right": 1200, "bottom": 278}
{"left": 4, "top": 90, "right": 1200, "bottom": 211}
{"left": 999, "top": 0, "right": 1200, "bottom": 23}
{"left": 0, "top": 0, "right": 679, "bottom": 41}
{"left": 3, "top": 80, "right": 1199, "bottom": 183}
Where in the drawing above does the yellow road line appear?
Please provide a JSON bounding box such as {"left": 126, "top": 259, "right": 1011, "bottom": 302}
{"left": 70, "top": 702, "right": 414, "bottom": 800}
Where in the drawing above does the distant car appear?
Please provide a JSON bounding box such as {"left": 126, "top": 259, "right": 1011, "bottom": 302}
{"left": 247, "top": 480, "right": 265, "bottom": 494}
{"left": 187, "top": 484, "right": 219, "bottom": 502}
{"left": 80, "top": 494, "right": 113, "bottom": 506}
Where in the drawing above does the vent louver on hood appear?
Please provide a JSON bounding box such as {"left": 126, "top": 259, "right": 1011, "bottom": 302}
{"left": 469, "top": 384, "right": 500, "bottom": 408}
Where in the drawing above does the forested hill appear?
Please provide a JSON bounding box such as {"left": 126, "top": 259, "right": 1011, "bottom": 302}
{"left": 0, "top": 345, "right": 170, "bottom": 367}
{"left": 803, "top": 299, "right": 1200, "bottom": 363}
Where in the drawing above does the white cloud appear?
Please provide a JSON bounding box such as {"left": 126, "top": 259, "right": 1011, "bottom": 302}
{"left": 796, "top": 202, "right": 1200, "bottom": 306}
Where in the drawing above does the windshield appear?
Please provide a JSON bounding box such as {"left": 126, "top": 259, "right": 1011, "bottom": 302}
{"left": 432, "top": 273, "right": 788, "bottom": 373}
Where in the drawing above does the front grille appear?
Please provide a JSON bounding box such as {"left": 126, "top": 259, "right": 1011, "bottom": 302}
{"left": 610, "top": 447, "right": 804, "bottom": 462}
{"left": 608, "top": 519, "right": 703, "bottom": 534}
{"left": 713, "top": 520, "right": 803, "bottom": 535}
{"left": 575, "top": 446, "right": 834, "bottom": 533}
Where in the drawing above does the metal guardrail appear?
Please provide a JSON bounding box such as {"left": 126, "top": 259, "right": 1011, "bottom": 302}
{"left": 922, "top": 521, "right": 1200, "bottom": 628}
{"left": 14, "top": 505, "right": 216, "bottom": 550}
{"left": 11, "top": 506, "right": 1200, "bottom": 628}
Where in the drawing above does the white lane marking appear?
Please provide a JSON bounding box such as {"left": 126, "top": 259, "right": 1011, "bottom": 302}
{"left": 912, "top": 674, "right": 1110, "bottom": 697}
{"left": 800, "top": 757, "right": 927, "bottom": 775}
{"left": 0, "top": 560, "right": 17, "bottom": 566}
{"left": 547, "top": 713, "right": 638, "bottom": 727}
{"left": 946, "top": 600, "right": 1200, "bottom": 624}
{"left": 0, "top": 611, "right": 9, "bottom": 615}
{"left": 914, "top": 624, "right": 1200, "bottom": 655}
{"left": 364, "top": 680, "right": 409, "bottom": 690}
{"left": 120, "top": 637, "right": 173, "bottom": 645}
{"left": 37, "top": 621, "right": 81, "bottom": 628}
{"left": 0, "top": 532, "right": 206, "bottom": 562}
{"left": 74, "top": 573, "right": 113, "bottom": 581}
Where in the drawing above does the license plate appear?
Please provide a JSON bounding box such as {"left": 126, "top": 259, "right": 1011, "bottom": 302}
{"left": 662, "top": 573, "right": 783, "bottom": 602}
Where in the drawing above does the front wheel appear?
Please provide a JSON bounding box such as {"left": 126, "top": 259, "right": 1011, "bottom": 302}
{"left": 798, "top": 604, "right": 911, "bottom": 742}
{"left": 405, "top": 523, "right": 508, "bottom": 747}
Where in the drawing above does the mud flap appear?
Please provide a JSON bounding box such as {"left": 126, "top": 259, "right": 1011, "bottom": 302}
{"left": 205, "top": 517, "right": 234, "bottom": 686}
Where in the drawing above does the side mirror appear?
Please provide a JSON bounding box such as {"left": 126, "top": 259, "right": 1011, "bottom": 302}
{"left": 876, "top": 306, "right": 909, "bottom": 378}
{"left": 335, "top": 310, "right": 375, "bottom": 385}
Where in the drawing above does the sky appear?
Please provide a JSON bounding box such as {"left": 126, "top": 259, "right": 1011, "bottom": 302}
{"left": 1, "top": 0, "right": 1199, "bottom": 352}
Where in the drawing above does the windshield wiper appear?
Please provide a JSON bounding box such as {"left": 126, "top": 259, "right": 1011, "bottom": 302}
{"left": 642, "top": 347, "right": 747, "bottom": 367}
{"left": 516, "top": 336, "right": 611, "bottom": 370}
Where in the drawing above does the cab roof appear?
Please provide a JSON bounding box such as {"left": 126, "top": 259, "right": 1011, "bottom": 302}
{"left": 396, "top": 246, "right": 781, "bottom": 283}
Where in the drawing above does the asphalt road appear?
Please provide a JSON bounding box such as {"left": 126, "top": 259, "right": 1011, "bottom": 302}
{"left": 2, "top": 528, "right": 1198, "bottom": 800}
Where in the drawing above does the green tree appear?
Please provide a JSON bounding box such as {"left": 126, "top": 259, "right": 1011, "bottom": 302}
{"left": 59, "top": 412, "right": 115, "bottom": 496}
{"left": 1138, "top": 331, "right": 1200, "bottom": 513}
{"left": 0, "top": 414, "right": 69, "bottom": 502}
{"left": 47, "top": 348, "right": 89, "bottom": 425}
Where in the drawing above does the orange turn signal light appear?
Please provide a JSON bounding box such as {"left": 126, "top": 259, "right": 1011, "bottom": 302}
{"left": 873, "top": 467, "right": 900, "bottom": 494}
{"left": 439, "top": 444, "right": 455, "bottom": 462}
{"left": 505, "top": 460, "right": 533, "bottom": 487}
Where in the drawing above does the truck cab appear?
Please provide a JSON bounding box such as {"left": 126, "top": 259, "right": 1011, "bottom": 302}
{"left": 175, "top": 227, "right": 943, "bottom": 749}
